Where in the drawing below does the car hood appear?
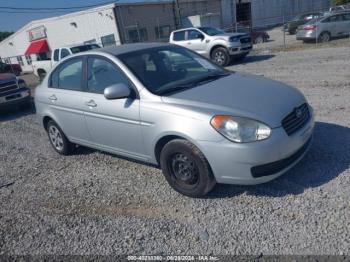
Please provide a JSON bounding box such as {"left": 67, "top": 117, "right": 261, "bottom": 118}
{"left": 214, "top": 32, "right": 248, "bottom": 39}
{"left": 0, "top": 73, "right": 16, "bottom": 83}
{"left": 161, "top": 73, "right": 306, "bottom": 128}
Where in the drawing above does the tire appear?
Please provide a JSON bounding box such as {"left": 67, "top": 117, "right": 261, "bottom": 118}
{"left": 211, "top": 47, "right": 230, "bottom": 67}
{"left": 318, "top": 32, "right": 331, "bottom": 43}
{"left": 255, "top": 36, "right": 264, "bottom": 44}
{"left": 46, "top": 120, "right": 74, "bottom": 155}
{"left": 160, "top": 139, "right": 216, "bottom": 197}
{"left": 37, "top": 70, "right": 46, "bottom": 81}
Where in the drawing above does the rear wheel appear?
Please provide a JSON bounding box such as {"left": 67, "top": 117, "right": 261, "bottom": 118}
{"left": 46, "top": 120, "right": 74, "bottom": 155}
{"left": 318, "top": 32, "right": 331, "bottom": 43}
{"left": 211, "top": 47, "right": 230, "bottom": 67}
{"left": 160, "top": 139, "right": 216, "bottom": 197}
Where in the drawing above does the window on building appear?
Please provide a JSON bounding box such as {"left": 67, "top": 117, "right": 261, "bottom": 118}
{"left": 25, "top": 55, "right": 32, "bottom": 65}
{"left": 50, "top": 58, "right": 83, "bottom": 91}
{"left": 53, "top": 49, "right": 59, "bottom": 61}
{"left": 87, "top": 57, "right": 129, "bottom": 94}
{"left": 17, "top": 56, "right": 24, "bottom": 66}
{"left": 101, "top": 34, "right": 116, "bottom": 47}
{"left": 155, "top": 25, "right": 171, "bottom": 40}
{"left": 128, "top": 28, "right": 148, "bottom": 43}
{"left": 172, "top": 31, "right": 185, "bottom": 41}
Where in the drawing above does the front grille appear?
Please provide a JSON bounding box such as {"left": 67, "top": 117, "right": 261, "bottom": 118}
{"left": 240, "top": 37, "right": 251, "bottom": 44}
{"left": 282, "top": 103, "right": 310, "bottom": 136}
{"left": 0, "top": 81, "right": 18, "bottom": 94}
{"left": 251, "top": 138, "right": 311, "bottom": 178}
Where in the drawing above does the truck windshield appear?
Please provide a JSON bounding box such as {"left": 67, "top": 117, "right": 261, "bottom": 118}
{"left": 118, "top": 45, "right": 229, "bottom": 96}
{"left": 70, "top": 44, "right": 100, "bottom": 54}
{"left": 198, "top": 27, "right": 225, "bottom": 36}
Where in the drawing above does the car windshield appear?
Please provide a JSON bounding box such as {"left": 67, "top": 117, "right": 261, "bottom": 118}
{"left": 118, "top": 46, "right": 229, "bottom": 96}
{"left": 198, "top": 27, "right": 225, "bottom": 36}
{"left": 70, "top": 44, "right": 100, "bottom": 54}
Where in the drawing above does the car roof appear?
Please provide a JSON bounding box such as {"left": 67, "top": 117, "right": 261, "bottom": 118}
{"left": 99, "top": 42, "right": 171, "bottom": 56}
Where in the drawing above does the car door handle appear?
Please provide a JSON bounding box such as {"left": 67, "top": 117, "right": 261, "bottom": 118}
{"left": 85, "top": 100, "right": 97, "bottom": 107}
{"left": 48, "top": 95, "right": 57, "bottom": 101}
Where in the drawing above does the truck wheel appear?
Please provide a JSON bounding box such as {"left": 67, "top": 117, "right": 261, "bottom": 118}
{"left": 211, "top": 47, "right": 230, "bottom": 67}
{"left": 46, "top": 120, "right": 75, "bottom": 155}
{"left": 37, "top": 69, "right": 47, "bottom": 81}
{"left": 160, "top": 139, "right": 216, "bottom": 198}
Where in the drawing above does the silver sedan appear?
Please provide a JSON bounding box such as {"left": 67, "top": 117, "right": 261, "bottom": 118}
{"left": 35, "top": 43, "right": 314, "bottom": 197}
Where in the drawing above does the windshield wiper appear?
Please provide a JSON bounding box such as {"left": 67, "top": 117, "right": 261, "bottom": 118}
{"left": 158, "top": 73, "right": 230, "bottom": 96}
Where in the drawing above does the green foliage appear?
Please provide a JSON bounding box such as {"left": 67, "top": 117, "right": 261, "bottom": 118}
{"left": 332, "top": 0, "right": 350, "bottom": 5}
{"left": 0, "top": 31, "right": 13, "bottom": 42}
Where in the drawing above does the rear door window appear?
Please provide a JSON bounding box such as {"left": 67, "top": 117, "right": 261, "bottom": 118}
{"left": 53, "top": 49, "right": 59, "bottom": 62}
{"left": 173, "top": 31, "right": 185, "bottom": 41}
{"left": 50, "top": 58, "right": 83, "bottom": 91}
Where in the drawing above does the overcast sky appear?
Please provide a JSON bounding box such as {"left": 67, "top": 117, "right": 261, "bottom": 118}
{"left": 0, "top": 0, "right": 116, "bottom": 31}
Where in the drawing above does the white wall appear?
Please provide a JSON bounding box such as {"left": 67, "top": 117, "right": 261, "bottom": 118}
{"left": 0, "top": 5, "right": 121, "bottom": 72}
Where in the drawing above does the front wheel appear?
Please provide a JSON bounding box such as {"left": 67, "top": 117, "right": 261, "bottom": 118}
{"left": 46, "top": 120, "right": 75, "bottom": 155}
{"left": 160, "top": 139, "right": 216, "bottom": 197}
{"left": 211, "top": 47, "right": 230, "bottom": 67}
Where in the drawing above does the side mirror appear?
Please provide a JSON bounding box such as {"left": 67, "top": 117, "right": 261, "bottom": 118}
{"left": 104, "top": 83, "right": 131, "bottom": 100}
{"left": 198, "top": 34, "right": 205, "bottom": 41}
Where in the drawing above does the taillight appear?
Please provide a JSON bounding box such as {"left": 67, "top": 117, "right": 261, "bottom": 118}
{"left": 304, "top": 25, "right": 317, "bottom": 31}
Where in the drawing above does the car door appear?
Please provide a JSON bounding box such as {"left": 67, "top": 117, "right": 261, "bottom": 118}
{"left": 82, "top": 55, "right": 146, "bottom": 159}
{"left": 328, "top": 14, "right": 344, "bottom": 36}
{"left": 46, "top": 57, "right": 91, "bottom": 143}
{"left": 342, "top": 13, "right": 350, "bottom": 35}
{"left": 185, "top": 29, "right": 207, "bottom": 55}
{"left": 171, "top": 30, "right": 187, "bottom": 48}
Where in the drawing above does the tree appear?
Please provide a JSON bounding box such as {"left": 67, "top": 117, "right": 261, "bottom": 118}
{"left": 332, "top": 0, "right": 350, "bottom": 5}
{"left": 0, "top": 31, "right": 13, "bottom": 42}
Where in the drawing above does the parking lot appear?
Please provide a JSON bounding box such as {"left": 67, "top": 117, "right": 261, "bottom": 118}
{"left": 1, "top": 43, "right": 349, "bottom": 255}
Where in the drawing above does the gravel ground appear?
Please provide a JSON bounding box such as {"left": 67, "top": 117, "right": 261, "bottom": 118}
{"left": 0, "top": 45, "right": 349, "bottom": 256}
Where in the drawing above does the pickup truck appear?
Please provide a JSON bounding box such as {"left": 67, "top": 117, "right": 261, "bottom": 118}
{"left": 170, "top": 26, "right": 252, "bottom": 67}
{"left": 0, "top": 73, "right": 30, "bottom": 109}
{"left": 32, "top": 43, "right": 100, "bottom": 79}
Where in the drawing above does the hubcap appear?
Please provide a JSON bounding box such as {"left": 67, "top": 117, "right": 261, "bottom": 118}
{"left": 214, "top": 51, "right": 226, "bottom": 65}
{"left": 256, "top": 36, "right": 263, "bottom": 44}
{"left": 321, "top": 33, "right": 330, "bottom": 42}
{"left": 49, "top": 126, "right": 64, "bottom": 151}
{"left": 170, "top": 153, "right": 199, "bottom": 186}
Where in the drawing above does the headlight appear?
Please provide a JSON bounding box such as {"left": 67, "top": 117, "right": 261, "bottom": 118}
{"left": 210, "top": 115, "right": 271, "bottom": 143}
{"left": 17, "top": 80, "right": 27, "bottom": 89}
{"left": 229, "top": 36, "right": 240, "bottom": 42}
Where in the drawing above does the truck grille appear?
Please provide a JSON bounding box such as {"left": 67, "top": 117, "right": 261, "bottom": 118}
{"left": 240, "top": 37, "right": 251, "bottom": 44}
{"left": 0, "top": 81, "right": 18, "bottom": 94}
{"left": 282, "top": 103, "right": 310, "bottom": 136}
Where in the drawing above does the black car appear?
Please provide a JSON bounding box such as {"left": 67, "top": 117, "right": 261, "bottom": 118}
{"left": 284, "top": 12, "right": 323, "bottom": 34}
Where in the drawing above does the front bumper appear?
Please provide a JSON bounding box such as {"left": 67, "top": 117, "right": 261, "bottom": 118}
{"left": 227, "top": 42, "right": 253, "bottom": 55}
{"left": 0, "top": 87, "right": 31, "bottom": 108}
{"left": 197, "top": 113, "right": 315, "bottom": 185}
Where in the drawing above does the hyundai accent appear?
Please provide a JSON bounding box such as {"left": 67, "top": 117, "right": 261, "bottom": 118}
{"left": 35, "top": 43, "right": 314, "bottom": 197}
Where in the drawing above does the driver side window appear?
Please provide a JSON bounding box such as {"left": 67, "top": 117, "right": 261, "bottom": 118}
{"left": 187, "top": 30, "right": 204, "bottom": 40}
{"left": 87, "top": 57, "right": 129, "bottom": 94}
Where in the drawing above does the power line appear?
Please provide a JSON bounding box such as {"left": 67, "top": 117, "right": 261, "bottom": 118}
{"left": 0, "top": 1, "right": 117, "bottom": 11}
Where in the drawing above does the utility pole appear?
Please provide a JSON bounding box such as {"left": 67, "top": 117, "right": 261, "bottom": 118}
{"left": 174, "top": 0, "right": 182, "bottom": 29}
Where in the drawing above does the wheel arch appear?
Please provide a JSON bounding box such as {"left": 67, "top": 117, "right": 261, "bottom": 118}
{"left": 153, "top": 132, "right": 207, "bottom": 166}
{"left": 210, "top": 44, "right": 228, "bottom": 58}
